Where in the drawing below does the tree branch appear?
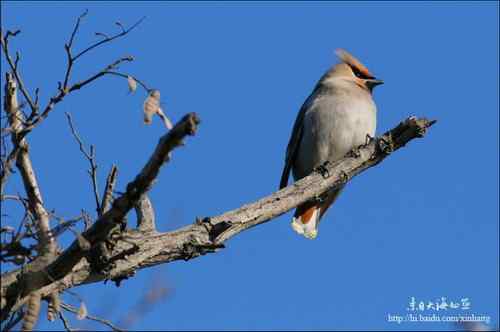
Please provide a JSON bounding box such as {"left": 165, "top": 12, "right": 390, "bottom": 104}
{"left": 1, "top": 112, "right": 201, "bottom": 320}
{"left": 2, "top": 73, "right": 56, "bottom": 256}
{"left": 0, "top": 29, "right": 37, "bottom": 112}
{"left": 20, "top": 56, "right": 135, "bottom": 137}
{"left": 61, "top": 302, "right": 124, "bottom": 332}
{"left": 100, "top": 165, "right": 118, "bottom": 215}
{"left": 3, "top": 72, "right": 60, "bottom": 330}
{"left": 135, "top": 194, "right": 155, "bottom": 232}
{"left": 1, "top": 116, "right": 436, "bottom": 320}
{"left": 62, "top": 9, "right": 89, "bottom": 90}
{"left": 64, "top": 112, "right": 101, "bottom": 216}
{"left": 72, "top": 17, "right": 145, "bottom": 62}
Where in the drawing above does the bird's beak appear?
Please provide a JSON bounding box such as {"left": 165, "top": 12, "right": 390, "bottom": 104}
{"left": 365, "top": 78, "right": 384, "bottom": 89}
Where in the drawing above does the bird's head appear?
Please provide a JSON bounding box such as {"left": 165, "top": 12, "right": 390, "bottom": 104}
{"left": 324, "top": 49, "right": 383, "bottom": 93}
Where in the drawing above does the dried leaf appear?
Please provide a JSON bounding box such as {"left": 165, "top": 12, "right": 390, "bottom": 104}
{"left": 77, "top": 302, "right": 88, "bottom": 320}
{"left": 157, "top": 107, "right": 173, "bottom": 130}
{"left": 143, "top": 90, "right": 161, "bottom": 125}
{"left": 127, "top": 76, "right": 137, "bottom": 94}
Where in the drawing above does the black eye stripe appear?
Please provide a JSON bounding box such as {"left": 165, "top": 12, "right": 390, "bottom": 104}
{"left": 350, "top": 65, "right": 373, "bottom": 79}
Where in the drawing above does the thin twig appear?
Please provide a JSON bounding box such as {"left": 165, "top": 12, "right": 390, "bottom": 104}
{"left": 61, "top": 303, "right": 124, "bottom": 332}
{"left": 62, "top": 10, "right": 89, "bottom": 90}
{"left": 64, "top": 112, "right": 101, "bottom": 216}
{"left": 1, "top": 148, "right": 19, "bottom": 194}
{"left": 59, "top": 311, "right": 75, "bottom": 332}
{"left": 72, "top": 16, "right": 145, "bottom": 61}
{"left": 22, "top": 56, "right": 134, "bottom": 136}
{"left": 1, "top": 308, "right": 24, "bottom": 332}
{"left": 68, "top": 56, "right": 135, "bottom": 92}
{"left": 0, "top": 30, "right": 37, "bottom": 112}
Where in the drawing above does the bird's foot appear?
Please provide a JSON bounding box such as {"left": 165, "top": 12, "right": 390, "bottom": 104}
{"left": 315, "top": 161, "right": 331, "bottom": 179}
{"left": 346, "top": 146, "right": 361, "bottom": 158}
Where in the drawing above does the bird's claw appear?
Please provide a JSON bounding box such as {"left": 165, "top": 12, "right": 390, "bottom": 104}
{"left": 346, "top": 146, "right": 361, "bottom": 158}
{"left": 315, "top": 161, "right": 331, "bottom": 179}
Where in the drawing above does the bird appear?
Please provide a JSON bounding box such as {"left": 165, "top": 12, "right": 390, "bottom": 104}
{"left": 279, "top": 49, "right": 383, "bottom": 239}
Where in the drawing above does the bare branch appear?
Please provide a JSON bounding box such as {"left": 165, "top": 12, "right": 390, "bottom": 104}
{"left": 0, "top": 30, "right": 37, "bottom": 112}
{"left": 2, "top": 73, "right": 59, "bottom": 330}
{"left": 45, "top": 113, "right": 200, "bottom": 279}
{"left": 59, "top": 311, "right": 75, "bottom": 332}
{"left": 64, "top": 112, "right": 101, "bottom": 216}
{"left": 62, "top": 9, "right": 89, "bottom": 90}
{"left": 72, "top": 16, "right": 145, "bottom": 61}
{"left": 21, "top": 55, "right": 134, "bottom": 138}
{"left": 135, "top": 194, "right": 155, "bottom": 232}
{"left": 1, "top": 116, "right": 435, "bottom": 321}
{"left": 68, "top": 56, "right": 134, "bottom": 92}
{"left": 50, "top": 215, "right": 85, "bottom": 238}
{"left": 2, "top": 13, "right": 144, "bottom": 138}
{"left": 94, "top": 32, "right": 110, "bottom": 39}
{"left": 0, "top": 113, "right": 201, "bottom": 320}
{"left": 1, "top": 308, "right": 23, "bottom": 332}
{"left": 68, "top": 10, "right": 89, "bottom": 49}
{"left": 1, "top": 148, "right": 19, "bottom": 195}
{"left": 2, "top": 73, "right": 56, "bottom": 255}
{"left": 100, "top": 165, "right": 118, "bottom": 215}
{"left": 61, "top": 303, "right": 124, "bottom": 332}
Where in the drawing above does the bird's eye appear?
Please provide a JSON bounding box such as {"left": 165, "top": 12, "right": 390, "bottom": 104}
{"left": 351, "top": 66, "right": 363, "bottom": 78}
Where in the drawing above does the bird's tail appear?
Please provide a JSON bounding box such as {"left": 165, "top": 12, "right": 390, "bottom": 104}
{"left": 291, "top": 187, "right": 344, "bottom": 239}
{"left": 291, "top": 201, "right": 321, "bottom": 239}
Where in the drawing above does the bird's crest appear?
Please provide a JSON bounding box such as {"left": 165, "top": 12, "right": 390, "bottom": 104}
{"left": 335, "top": 49, "right": 374, "bottom": 79}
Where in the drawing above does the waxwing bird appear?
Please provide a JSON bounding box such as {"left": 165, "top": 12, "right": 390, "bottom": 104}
{"left": 279, "top": 49, "right": 383, "bottom": 239}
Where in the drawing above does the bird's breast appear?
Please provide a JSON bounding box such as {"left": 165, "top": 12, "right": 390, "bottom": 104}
{"left": 293, "top": 91, "right": 377, "bottom": 180}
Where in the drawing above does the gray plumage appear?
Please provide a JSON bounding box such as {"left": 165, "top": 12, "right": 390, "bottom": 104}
{"left": 280, "top": 49, "right": 382, "bottom": 239}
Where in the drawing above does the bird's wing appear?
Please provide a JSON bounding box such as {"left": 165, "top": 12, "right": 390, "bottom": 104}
{"left": 279, "top": 89, "right": 318, "bottom": 189}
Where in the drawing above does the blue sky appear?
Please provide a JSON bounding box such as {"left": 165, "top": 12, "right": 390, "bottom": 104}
{"left": 1, "top": 1, "right": 498, "bottom": 331}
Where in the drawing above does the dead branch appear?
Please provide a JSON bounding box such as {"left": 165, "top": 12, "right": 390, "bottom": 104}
{"left": 59, "top": 311, "right": 75, "bottom": 332}
{"left": 3, "top": 73, "right": 56, "bottom": 255}
{"left": 0, "top": 29, "right": 37, "bottom": 112}
{"left": 64, "top": 112, "right": 102, "bottom": 216}
{"left": 3, "top": 72, "right": 60, "bottom": 330}
{"left": 1, "top": 112, "right": 201, "bottom": 320}
{"left": 135, "top": 194, "right": 155, "bottom": 232}
{"left": 61, "top": 302, "right": 124, "bottom": 332}
{"left": 1, "top": 115, "right": 435, "bottom": 321}
{"left": 73, "top": 17, "right": 145, "bottom": 62}
{"left": 100, "top": 165, "right": 118, "bottom": 215}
